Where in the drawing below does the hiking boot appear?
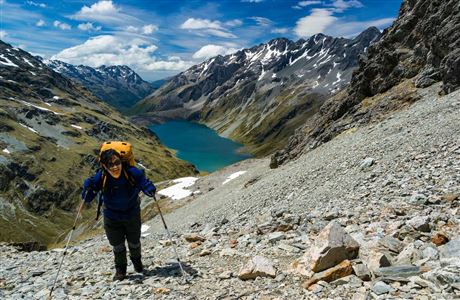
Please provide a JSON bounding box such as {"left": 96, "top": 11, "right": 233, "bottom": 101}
{"left": 131, "top": 257, "right": 143, "bottom": 273}
{"left": 113, "top": 266, "right": 126, "bottom": 281}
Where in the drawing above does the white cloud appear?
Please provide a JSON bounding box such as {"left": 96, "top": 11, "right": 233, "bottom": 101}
{"left": 204, "top": 29, "right": 236, "bottom": 38}
{"left": 53, "top": 20, "right": 71, "bottom": 30}
{"left": 250, "top": 16, "right": 273, "bottom": 27}
{"left": 142, "top": 24, "right": 158, "bottom": 34}
{"left": 241, "top": 0, "right": 264, "bottom": 2}
{"left": 127, "top": 24, "right": 158, "bottom": 35}
{"left": 72, "top": 0, "right": 138, "bottom": 25}
{"left": 180, "top": 18, "right": 236, "bottom": 38}
{"left": 181, "top": 18, "right": 223, "bottom": 30}
{"left": 36, "top": 19, "right": 46, "bottom": 27}
{"left": 27, "top": 1, "right": 46, "bottom": 8}
{"left": 331, "top": 0, "right": 363, "bottom": 12}
{"left": 192, "top": 44, "right": 238, "bottom": 60}
{"left": 226, "top": 19, "right": 243, "bottom": 27}
{"left": 51, "top": 35, "right": 193, "bottom": 72}
{"left": 298, "top": 1, "right": 322, "bottom": 6}
{"left": 294, "top": 9, "right": 337, "bottom": 37}
{"left": 294, "top": 7, "right": 394, "bottom": 38}
{"left": 78, "top": 22, "right": 102, "bottom": 31}
{"left": 271, "top": 28, "right": 289, "bottom": 34}
{"left": 330, "top": 18, "right": 394, "bottom": 37}
{"left": 0, "top": 31, "right": 7, "bottom": 39}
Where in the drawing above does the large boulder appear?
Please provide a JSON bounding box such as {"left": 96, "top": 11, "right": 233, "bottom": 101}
{"left": 309, "top": 221, "right": 360, "bottom": 272}
{"left": 303, "top": 260, "right": 353, "bottom": 288}
{"left": 238, "top": 256, "right": 276, "bottom": 280}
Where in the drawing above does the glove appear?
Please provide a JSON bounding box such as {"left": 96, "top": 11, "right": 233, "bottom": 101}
{"left": 144, "top": 184, "right": 156, "bottom": 198}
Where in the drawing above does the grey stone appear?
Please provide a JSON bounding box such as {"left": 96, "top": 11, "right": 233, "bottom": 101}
{"left": 278, "top": 243, "right": 300, "bottom": 253}
{"left": 406, "top": 216, "right": 430, "bottom": 232}
{"left": 422, "top": 246, "right": 438, "bottom": 260}
{"left": 360, "top": 157, "right": 375, "bottom": 169}
{"left": 439, "top": 238, "right": 460, "bottom": 259}
{"left": 409, "top": 194, "right": 428, "bottom": 205}
{"left": 371, "top": 281, "right": 394, "bottom": 295}
{"left": 379, "top": 236, "right": 404, "bottom": 253}
{"left": 267, "top": 232, "right": 286, "bottom": 243}
{"left": 364, "top": 251, "right": 392, "bottom": 271}
{"left": 352, "top": 263, "right": 371, "bottom": 281}
{"left": 374, "top": 265, "right": 421, "bottom": 278}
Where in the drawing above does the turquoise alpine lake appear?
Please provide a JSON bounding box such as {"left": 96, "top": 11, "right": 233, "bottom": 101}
{"left": 149, "top": 120, "right": 252, "bottom": 172}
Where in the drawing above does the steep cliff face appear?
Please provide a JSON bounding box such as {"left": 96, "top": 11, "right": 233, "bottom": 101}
{"left": 272, "top": 0, "right": 460, "bottom": 166}
{"left": 132, "top": 28, "right": 381, "bottom": 155}
{"left": 45, "top": 60, "right": 155, "bottom": 112}
{"left": 0, "top": 40, "right": 197, "bottom": 244}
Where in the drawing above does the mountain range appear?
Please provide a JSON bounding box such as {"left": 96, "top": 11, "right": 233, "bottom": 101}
{"left": 132, "top": 27, "right": 381, "bottom": 155}
{"left": 45, "top": 60, "right": 155, "bottom": 113}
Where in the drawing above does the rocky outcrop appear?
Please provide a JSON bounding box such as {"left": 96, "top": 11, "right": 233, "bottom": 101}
{"left": 273, "top": 0, "right": 460, "bottom": 166}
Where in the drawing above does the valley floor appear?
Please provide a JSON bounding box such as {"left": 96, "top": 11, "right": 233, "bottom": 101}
{"left": 1, "top": 84, "right": 459, "bottom": 299}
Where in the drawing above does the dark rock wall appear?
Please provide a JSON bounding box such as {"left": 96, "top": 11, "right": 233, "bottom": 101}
{"left": 273, "top": 0, "right": 460, "bottom": 166}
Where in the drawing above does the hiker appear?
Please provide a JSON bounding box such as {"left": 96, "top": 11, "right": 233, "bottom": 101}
{"left": 81, "top": 147, "right": 156, "bottom": 281}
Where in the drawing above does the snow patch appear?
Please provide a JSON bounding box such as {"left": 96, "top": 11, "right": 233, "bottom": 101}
{"left": 53, "top": 96, "right": 60, "bottom": 100}
{"left": 333, "top": 72, "right": 342, "bottom": 85}
{"left": 23, "top": 57, "right": 35, "bottom": 68}
{"left": 158, "top": 177, "right": 198, "bottom": 200}
{"left": 223, "top": 171, "right": 247, "bottom": 185}
{"left": 258, "top": 67, "right": 266, "bottom": 81}
{"left": 20, "top": 100, "right": 62, "bottom": 115}
{"left": 2, "top": 149, "right": 10, "bottom": 154}
{"left": 141, "top": 224, "right": 150, "bottom": 233}
{"left": 71, "top": 124, "right": 83, "bottom": 130}
{"left": 0, "top": 54, "right": 18, "bottom": 67}
{"left": 19, "top": 123, "right": 38, "bottom": 134}
{"left": 137, "top": 162, "right": 150, "bottom": 170}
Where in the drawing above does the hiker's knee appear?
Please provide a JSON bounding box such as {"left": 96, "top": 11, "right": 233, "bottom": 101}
{"left": 113, "top": 243, "right": 126, "bottom": 253}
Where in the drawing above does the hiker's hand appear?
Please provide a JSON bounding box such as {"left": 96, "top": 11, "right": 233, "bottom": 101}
{"left": 84, "top": 201, "right": 91, "bottom": 209}
{"left": 144, "top": 185, "right": 156, "bottom": 198}
{"left": 82, "top": 178, "right": 97, "bottom": 202}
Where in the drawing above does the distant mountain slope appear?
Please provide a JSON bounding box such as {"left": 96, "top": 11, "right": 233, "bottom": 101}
{"left": 45, "top": 60, "right": 155, "bottom": 112}
{"left": 0, "top": 40, "right": 197, "bottom": 245}
{"left": 273, "top": 0, "right": 460, "bottom": 166}
{"left": 132, "top": 27, "right": 381, "bottom": 155}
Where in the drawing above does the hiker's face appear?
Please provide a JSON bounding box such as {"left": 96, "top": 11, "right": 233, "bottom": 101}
{"left": 105, "top": 155, "right": 122, "bottom": 178}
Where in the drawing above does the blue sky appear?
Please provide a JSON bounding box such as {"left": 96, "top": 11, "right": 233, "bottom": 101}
{"left": 0, "top": 0, "right": 402, "bottom": 81}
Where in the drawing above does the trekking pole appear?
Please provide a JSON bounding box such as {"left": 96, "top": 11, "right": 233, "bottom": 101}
{"left": 49, "top": 201, "right": 85, "bottom": 298}
{"left": 153, "top": 195, "right": 189, "bottom": 282}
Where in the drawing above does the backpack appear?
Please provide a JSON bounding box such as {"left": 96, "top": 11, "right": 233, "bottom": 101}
{"left": 96, "top": 141, "right": 137, "bottom": 220}
{"left": 99, "top": 141, "right": 136, "bottom": 167}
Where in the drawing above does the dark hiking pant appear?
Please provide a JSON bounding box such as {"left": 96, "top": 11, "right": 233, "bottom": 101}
{"left": 104, "top": 213, "right": 142, "bottom": 269}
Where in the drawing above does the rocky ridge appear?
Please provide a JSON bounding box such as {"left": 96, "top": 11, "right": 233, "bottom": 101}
{"left": 273, "top": 0, "right": 460, "bottom": 166}
{"left": 1, "top": 83, "right": 458, "bottom": 299}
{"left": 0, "top": 40, "right": 197, "bottom": 245}
{"left": 45, "top": 60, "right": 155, "bottom": 113}
{"left": 132, "top": 27, "right": 381, "bottom": 155}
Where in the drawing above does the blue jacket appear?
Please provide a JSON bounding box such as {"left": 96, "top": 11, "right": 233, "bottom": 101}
{"left": 83, "top": 166, "right": 156, "bottom": 220}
